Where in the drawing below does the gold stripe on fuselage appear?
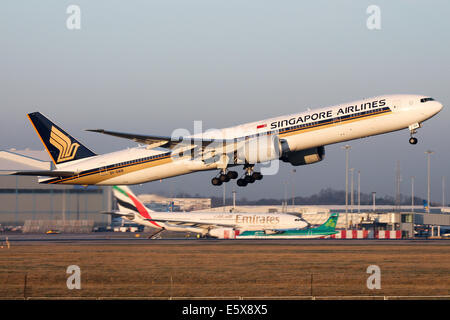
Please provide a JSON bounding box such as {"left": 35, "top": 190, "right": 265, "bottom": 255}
{"left": 278, "top": 107, "right": 391, "bottom": 138}
{"left": 48, "top": 154, "right": 172, "bottom": 184}
{"left": 46, "top": 107, "right": 391, "bottom": 185}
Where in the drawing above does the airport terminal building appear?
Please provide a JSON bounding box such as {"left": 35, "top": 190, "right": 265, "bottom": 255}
{"left": 0, "top": 149, "right": 111, "bottom": 229}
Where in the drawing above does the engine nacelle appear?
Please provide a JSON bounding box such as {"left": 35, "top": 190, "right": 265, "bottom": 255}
{"left": 208, "top": 228, "right": 240, "bottom": 239}
{"left": 281, "top": 145, "right": 325, "bottom": 166}
{"left": 236, "top": 135, "right": 281, "bottom": 164}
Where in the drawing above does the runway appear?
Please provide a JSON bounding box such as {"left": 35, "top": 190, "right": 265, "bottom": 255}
{"left": 1, "top": 232, "right": 449, "bottom": 245}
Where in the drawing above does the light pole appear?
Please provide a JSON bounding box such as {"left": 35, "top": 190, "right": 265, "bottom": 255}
{"left": 357, "top": 170, "right": 361, "bottom": 214}
{"left": 223, "top": 181, "right": 226, "bottom": 211}
{"left": 232, "top": 187, "right": 236, "bottom": 211}
{"left": 350, "top": 168, "right": 354, "bottom": 213}
{"left": 372, "top": 192, "right": 376, "bottom": 212}
{"left": 342, "top": 145, "right": 351, "bottom": 226}
{"left": 411, "top": 176, "right": 415, "bottom": 213}
{"left": 284, "top": 180, "right": 288, "bottom": 213}
{"left": 395, "top": 160, "right": 401, "bottom": 212}
{"left": 292, "top": 169, "right": 296, "bottom": 207}
{"left": 442, "top": 176, "right": 446, "bottom": 208}
{"left": 425, "top": 150, "right": 434, "bottom": 213}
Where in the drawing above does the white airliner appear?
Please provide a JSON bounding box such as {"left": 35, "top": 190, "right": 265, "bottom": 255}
{"left": 11, "top": 94, "right": 443, "bottom": 187}
{"left": 105, "top": 185, "right": 308, "bottom": 239}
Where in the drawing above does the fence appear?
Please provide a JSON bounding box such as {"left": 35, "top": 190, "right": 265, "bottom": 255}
{"left": 330, "top": 230, "right": 402, "bottom": 239}
{"left": 1, "top": 271, "right": 448, "bottom": 299}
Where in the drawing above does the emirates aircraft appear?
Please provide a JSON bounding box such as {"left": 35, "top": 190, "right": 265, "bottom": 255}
{"left": 10, "top": 94, "right": 443, "bottom": 187}
{"left": 106, "top": 185, "right": 308, "bottom": 239}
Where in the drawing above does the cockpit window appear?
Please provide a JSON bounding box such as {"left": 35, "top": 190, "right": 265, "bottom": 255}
{"left": 420, "top": 97, "right": 434, "bottom": 103}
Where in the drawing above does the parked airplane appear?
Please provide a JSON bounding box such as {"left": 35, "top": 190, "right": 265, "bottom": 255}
{"left": 236, "top": 213, "right": 339, "bottom": 239}
{"left": 104, "top": 185, "right": 309, "bottom": 239}
{"left": 10, "top": 94, "right": 443, "bottom": 187}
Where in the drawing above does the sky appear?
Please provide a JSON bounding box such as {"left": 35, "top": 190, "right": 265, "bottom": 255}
{"left": 1, "top": 1, "right": 449, "bottom": 201}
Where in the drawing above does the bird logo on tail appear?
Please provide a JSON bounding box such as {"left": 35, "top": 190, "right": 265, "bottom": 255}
{"left": 49, "top": 126, "right": 80, "bottom": 162}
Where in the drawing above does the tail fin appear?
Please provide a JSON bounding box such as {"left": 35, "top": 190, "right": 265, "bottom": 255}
{"left": 112, "top": 185, "right": 154, "bottom": 219}
{"left": 27, "top": 112, "right": 96, "bottom": 166}
{"left": 314, "top": 213, "right": 339, "bottom": 232}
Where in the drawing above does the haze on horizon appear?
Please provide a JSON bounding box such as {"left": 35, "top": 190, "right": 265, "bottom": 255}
{"left": 1, "top": 1, "right": 449, "bottom": 202}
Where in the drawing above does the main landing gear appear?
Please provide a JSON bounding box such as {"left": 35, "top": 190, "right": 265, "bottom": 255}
{"left": 236, "top": 165, "right": 263, "bottom": 187}
{"left": 211, "top": 170, "right": 238, "bottom": 186}
{"left": 236, "top": 171, "right": 263, "bottom": 187}
{"left": 408, "top": 123, "right": 420, "bottom": 145}
{"left": 211, "top": 166, "right": 263, "bottom": 187}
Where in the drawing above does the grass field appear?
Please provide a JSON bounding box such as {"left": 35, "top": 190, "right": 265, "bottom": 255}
{"left": 0, "top": 241, "right": 449, "bottom": 299}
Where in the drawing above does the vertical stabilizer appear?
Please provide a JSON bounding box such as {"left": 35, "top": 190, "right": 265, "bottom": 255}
{"left": 112, "top": 185, "right": 155, "bottom": 219}
{"left": 27, "top": 112, "right": 96, "bottom": 166}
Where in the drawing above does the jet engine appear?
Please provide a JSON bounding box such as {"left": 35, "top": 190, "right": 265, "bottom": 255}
{"left": 280, "top": 144, "right": 325, "bottom": 166}
{"left": 236, "top": 135, "right": 281, "bottom": 164}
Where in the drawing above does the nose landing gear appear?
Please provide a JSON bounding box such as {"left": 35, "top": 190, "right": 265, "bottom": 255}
{"left": 408, "top": 123, "right": 420, "bottom": 145}
{"left": 409, "top": 137, "right": 418, "bottom": 145}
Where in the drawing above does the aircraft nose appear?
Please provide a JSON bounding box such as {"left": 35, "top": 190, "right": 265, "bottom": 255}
{"left": 423, "top": 101, "right": 444, "bottom": 117}
{"left": 432, "top": 101, "right": 444, "bottom": 115}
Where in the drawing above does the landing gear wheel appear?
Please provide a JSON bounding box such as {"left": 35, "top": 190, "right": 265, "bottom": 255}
{"left": 244, "top": 175, "right": 256, "bottom": 183}
{"left": 211, "top": 177, "right": 222, "bottom": 186}
{"left": 237, "top": 179, "right": 248, "bottom": 187}
{"left": 409, "top": 137, "right": 418, "bottom": 145}
{"left": 219, "top": 174, "right": 230, "bottom": 183}
{"left": 252, "top": 172, "right": 263, "bottom": 180}
{"left": 227, "top": 171, "right": 238, "bottom": 180}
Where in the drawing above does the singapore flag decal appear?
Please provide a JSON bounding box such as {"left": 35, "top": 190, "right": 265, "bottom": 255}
{"left": 256, "top": 124, "right": 267, "bottom": 129}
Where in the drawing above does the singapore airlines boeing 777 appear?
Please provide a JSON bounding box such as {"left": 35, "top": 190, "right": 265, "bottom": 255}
{"left": 9, "top": 94, "right": 443, "bottom": 187}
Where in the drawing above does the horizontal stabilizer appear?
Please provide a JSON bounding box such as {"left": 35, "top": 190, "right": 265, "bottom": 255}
{"left": 6, "top": 170, "right": 76, "bottom": 177}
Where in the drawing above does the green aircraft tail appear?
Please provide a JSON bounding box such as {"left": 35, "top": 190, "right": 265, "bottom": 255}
{"left": 313, "top": 213, "right": 339, "bottom": 233}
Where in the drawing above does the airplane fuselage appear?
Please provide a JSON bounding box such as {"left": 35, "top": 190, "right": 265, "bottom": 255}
{"left": 40, "top": 94, "right": 443, "bottom": 185}
{"left": 127, "top": 211, "right": 308, "bottom": 235}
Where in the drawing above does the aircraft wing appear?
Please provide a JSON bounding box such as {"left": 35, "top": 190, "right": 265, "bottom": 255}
{"left": 86, "top": 128, "right": 278, "bottom": 166}
{"left": 99, "top": 211, "right": 135, "bottom": 219}
{"left": 263, "top": 229, "right": 286, "bottom": 235}
{"left": 86, "top": 129, "right": 176, "bottom": 148}
{"left": 4, "top": 170, "right": 77, "bottom": 177}
{"left": 86, "top": 129, "right": 237, "bottom": 151}
{"left": 146, "top": 218, "right": 232, "bottom": 229}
